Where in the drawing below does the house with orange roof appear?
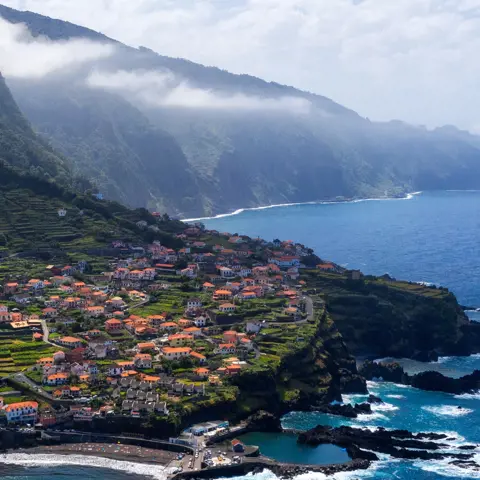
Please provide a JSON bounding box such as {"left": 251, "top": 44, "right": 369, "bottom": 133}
{"left": 37, "top": 357, "right": 54, "bottom": 367}
{"left": 142, "top": 375, "right": 161, "bottom": 384}
{"left": 162, "top": 347, "right": 192, "bottom": 360}
{"left": 147, "top": 315, "right": 166, "bottom": 327}
{"left": 195, "top": 367, "right": 210, "bottom": 378}
{"left": 105, "top": 318, "right": 123, "bottom": 333}
{"left": 226, "top": 364, "right": 242, "bottom": 375}
{"left": 216, "top": 343, "right": 236, "bottom": 355}
{"left": 137, "top": 342, "right": 156, "bottom": 352}
{"left": 134, "top": 353, "right": 152, "bottom": 369}
{"left": 73, "top": 282, "right": 86, "bottom": 290}
{"left": 3, "top": 401, "right": 38, "bottom": 424}
{"left": 203, "top": 282, "right": 215, "bottom": 291}
{"left": 218, "top": 303, "right": 236, "bottom": 313}
{"left": 168, "top": 334, "right": 193, "bottom": 347}
{"left": 213, "top": 290, "right": 233, "bottom": 301}
{"left": 4, "top": 282, "right": 19, "bottom": 294}
{"left": 42, "top": 307, "right": 58, "bottom": 318}
{"left": 178, "top": 318, "right": 193, "bottom": 328}
{"left": 85, "top": 306, "right": 105, "bottom": 318}
{"left": 317, "top": 263, "right": 336, "bottom": 272}
{"left": 240, "top": 337, "right": 254, "bottom": 350}
{"left": 190, "top": 351, "right": 207, "bottom": 364}
{"left": 183, "top": 326, "right": 201, "bottom": 337}
{"left": 63, "top": 297, "right": 81, "bottom": 308}
{"left": 159, "top": 322, "right": 178, "bottom": 331}
{"left": 223, "top": 330, "right": 238, "bottom": 344}
{"left": 45, "top": 372, "right": 69, "bottom": 386}
{"left": 79, "top": 374, "right": 91, "bottom": 383}
{"left": 57, "top": 336, "right": 83, "bottom": 349}
{"left": 33, "top": 332, "right": 43, "bottom": 341}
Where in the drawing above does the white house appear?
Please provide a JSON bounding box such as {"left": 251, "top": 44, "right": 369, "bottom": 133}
{"left": 216, "top": 343, "right": 236, "bottom": 355}
{"left": 162, "top": 347, "right": 192, "bottom": 360}
{"left": 57, "top": 208, "right": 67, "bottom": 217}
{"left": 218, "top": 267, "right": 235, "bottom": 278}
{"left": 134, "top": 354, "right": 153, "bottom": 369}
{"left": 187, "top": 298, "right": 202, "bottom": 309}
{"left": 219, "top": 303, "right": 236, "bottom": 313}
{"left": 194, "top": 316, "right": 207, "bottom": 327}
{"left": 239, "top": 268, "right": 252, "bottom": 277}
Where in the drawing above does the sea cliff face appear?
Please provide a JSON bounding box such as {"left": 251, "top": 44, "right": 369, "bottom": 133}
{"left": 302, "top": 271, "right": 477, "bottom": 358}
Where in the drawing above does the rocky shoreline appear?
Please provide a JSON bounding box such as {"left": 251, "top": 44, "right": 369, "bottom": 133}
{"left": 298, "top": 425, "right": 479, "bottom": 463}
{"left": 359, "top": 360, "right": 480, "bottom": 394}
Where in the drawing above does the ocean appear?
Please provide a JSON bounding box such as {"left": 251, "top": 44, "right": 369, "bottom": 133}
{"left": 2, "top": 190, "right": 480, "bottom": 479}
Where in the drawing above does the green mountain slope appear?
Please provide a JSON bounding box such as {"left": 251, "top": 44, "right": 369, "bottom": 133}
{"left": 0, "top": 76, "right": 183, "bottom": 252}
{"left": 9, "top": 80, "right": 201, "bottom": 216}
{"left": 0, "top": 74, "right": 73, "bottom": 185}
{"left": 2, "top": 4, "right": 480, "bottom": 218}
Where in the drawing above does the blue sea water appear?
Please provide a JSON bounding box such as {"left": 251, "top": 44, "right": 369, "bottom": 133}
{"left": 2, "top": 191, "right": 480, "bottom": 479}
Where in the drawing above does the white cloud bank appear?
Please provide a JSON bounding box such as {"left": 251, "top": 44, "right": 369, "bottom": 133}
{"left": 0, "top": 17, "right": 113, "bottom": 78}
{"left": 2, "top": 0, "right": 480, "bottom": 129}
{"left": 86, "top": 69, "right": 311, "bottom": 113}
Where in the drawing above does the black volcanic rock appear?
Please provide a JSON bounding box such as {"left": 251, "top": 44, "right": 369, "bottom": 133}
{"left": 297, "top": 426, "right": 475, "bottom": 462}
{"left": 359, "top": 361, "right": 406, "bottom": 383}
{"left": 367, "top": 394, "right": 383, "bottom": 404}
{"left": 315, "top": 403, "right": 372, "bottom": 418}
{"left": 246, "top": 411, "right": 282, "bottom": 433}
{"left": 412, "top": 350, "right": 439, "bottom": 362}
{"left": 340, "top": 373, "right": 368, "bottom": 394}
{"left": 360, "top": 360, "right": 480, "bottom": 396}
{"left": 410, "top": 370, "right": 480, "bottom": 394}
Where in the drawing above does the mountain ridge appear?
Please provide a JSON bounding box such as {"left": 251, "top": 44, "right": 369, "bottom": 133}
{"left": 2, "top": 4, "right": 480, "bottom": 218}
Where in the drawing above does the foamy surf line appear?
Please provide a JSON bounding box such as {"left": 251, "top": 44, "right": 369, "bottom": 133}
{"left": 183, "top": 191, "right": 423, "bottom": 222}
{"left": 0, "top": 453, "right": 167, "bottom": 479}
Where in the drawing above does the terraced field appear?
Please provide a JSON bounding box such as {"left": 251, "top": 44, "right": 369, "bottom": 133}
{"left": 0, "top": 337, "right": 62, "bottom": 377}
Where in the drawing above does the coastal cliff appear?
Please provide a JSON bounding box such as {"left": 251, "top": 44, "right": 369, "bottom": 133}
{"left": 302, "top": 270, "right": 477, "bottom": 358}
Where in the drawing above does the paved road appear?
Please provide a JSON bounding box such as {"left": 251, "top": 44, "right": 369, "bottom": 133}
{"left": 304, "top": 295, "right": 314, "bottom": 320}
{"left": 40, "top": 319, "right": 53, "bottom": 345}
{"left": 13, "top": 372, "right": 55, "bottom": 400}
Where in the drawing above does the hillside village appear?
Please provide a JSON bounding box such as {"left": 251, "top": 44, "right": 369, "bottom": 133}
{"left": 0, "top": 224, "right": 342, "bottom": 428}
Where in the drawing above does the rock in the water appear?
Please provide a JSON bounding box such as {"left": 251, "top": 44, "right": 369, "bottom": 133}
{"left": 410, "top": 370, "right": 480, "bottom": 395}
{"left": 246, "top": 411, "right": 282, "bottom": 432}
{"left": 367, "top": 394, "right": 383, "bottom": 404}
{"left": 359, "top": 361, "right": 406, "bottom": 383}
{"left": 315, "top": 403, "right": 372, "bottom": 418}
{"left": 297, "top": 425, "right": 474, "bottom": 462}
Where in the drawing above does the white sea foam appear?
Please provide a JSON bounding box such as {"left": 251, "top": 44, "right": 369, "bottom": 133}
{"left": 371, "top": 402, "right": 399, "bottom": 412}
{"left": 454, "top": 391, "right": 480, "bottom": 400}
{"left": 355, "top": 412, "right": 389, "bottom": 422}
{"left": 183, "top": 191, "right": 423, "bottom": 222}
{"left": 385, "top": 394, "right": 406, "bottom": 399}
{"left": 414, "top": 454, "right": 480, "bottom": 478}
{"left": 0, "top": 453, "right": 168, "bottom": 479}
{"left": 422, "top": 405, "right": 474, "bottom": 417}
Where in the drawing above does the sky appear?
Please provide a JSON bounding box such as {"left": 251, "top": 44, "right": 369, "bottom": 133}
{"left": 2, "top": 0, "right": 480, "bottom": 131}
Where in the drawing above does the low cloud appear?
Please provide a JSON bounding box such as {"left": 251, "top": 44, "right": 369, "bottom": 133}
{"left": 0, "top": 18, "right": 114, "bottom": 79}
{"left": 86, "top": 69, "right": 311, "bottom": 114}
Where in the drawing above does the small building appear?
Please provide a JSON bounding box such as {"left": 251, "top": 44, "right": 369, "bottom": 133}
{"left": 105, "top": 318, "right": 123, "bottom": 333}
{"left": 231, "top": 439, "right": 245, "bottom": 453}
{"left": 219, "top": 303, "right": 236, "bottom": 313}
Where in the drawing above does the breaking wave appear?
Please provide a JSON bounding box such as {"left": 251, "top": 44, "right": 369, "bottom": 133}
{"left": 0, "top": 453, "right": 168, "bottom": 480}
